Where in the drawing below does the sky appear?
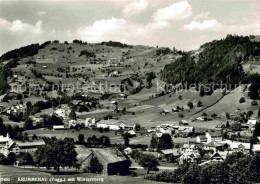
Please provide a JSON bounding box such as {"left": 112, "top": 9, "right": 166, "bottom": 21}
{"left": 0, "top": 0, "right": 259, "bottom": 55}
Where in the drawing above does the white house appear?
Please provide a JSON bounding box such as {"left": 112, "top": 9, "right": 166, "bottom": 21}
{"left": 124, "top": 147, "right": 133, "bottom": 155}
{"left": 96, "top": 120, "right": 125, "bottom": 130}
{"left": 247, "top": 119, "right": 258, "bottom": 125}
{"left": 85, "top": 118, "right": 96, "bottom": 127}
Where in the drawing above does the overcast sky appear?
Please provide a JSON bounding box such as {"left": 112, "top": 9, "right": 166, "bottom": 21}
{"left": 0, "top": 0, "right": 259, "bottom": 55}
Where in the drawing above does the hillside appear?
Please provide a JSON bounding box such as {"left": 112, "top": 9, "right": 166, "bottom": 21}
{"left": 161, "top": 35, "right": 260, "bottom": 85}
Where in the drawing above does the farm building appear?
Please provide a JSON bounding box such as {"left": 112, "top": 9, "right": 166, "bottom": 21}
{"left": 76, "top": 146, "right": 129, "bottom": 175}
{"left": 96, "top": 120, "right": 125, "bottom": 130}
{"left": 53, "top": 125, "right": 65, "bottom": 130}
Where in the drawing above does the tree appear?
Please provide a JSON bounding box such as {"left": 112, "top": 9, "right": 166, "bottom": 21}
{"left": 187, "top": 102, "right": 194, "bottom": 109}
{"left": 23, "top": 118, "right": 34, "bottom": 130}
{"left": 157, "top": 133, "right": 173, "bottom": 151}
{"left": 78, "top": 134, "right": 85, "bottom": 144}
{"left": 84, "top": 156, "right": 103, "bottom": 174}
{"left": 239, "top": 97, "right": 246, "bottom": 103}
{"left": 258, "top": 108, "right": 260, "bottom": 118}
{"left": 246, "top": 110, "right": 253, "bottom": 118}
{"left": 248, "top": 78, "right": 260, "bottom": 100}
{"left": 253, "top": 122, "right": 260, "bottom": 137}
{"left": 122, "top": 132, "right": 131, "bottom": 146}
{"left": 230, "top": 122, "right": 242, "bottom": 131}
{"left": 150, "top": 136, "right": 158, "bottom": 148}
{"left": 32, "top": 134, "right": 38, "bottom": 140}
{"left": 34, "top": 137, "right": 77, "bottom": 173}
{"left": 199, "top": 86, "right": 205, "bottom": 97}
{"left": 69, "top": 109, "right": 77, "bottom": 120}
{"left": 135, "top": 123, "right": 141, "bottom": 131}
{"left": 20, "top": 153, "right": 34, "bottom": 165}
{"left": 99, "top": 136, "right": 110, "bottom": 147}
{"left": 139, "top": 154, "right": 159, "bottom": 174}
{"left": 197, "top": 100, "right": 203, "bottom": 107}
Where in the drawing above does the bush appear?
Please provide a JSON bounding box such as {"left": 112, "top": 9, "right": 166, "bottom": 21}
{"left": 251, "top": 100, "right": 258, "bottom": 106}
{"left": 239, "top": 97, "right": 246, "bottom": 103}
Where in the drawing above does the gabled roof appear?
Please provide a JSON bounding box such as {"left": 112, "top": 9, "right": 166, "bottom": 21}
{"left": 76, "top": 146, "right": 127, "bottom": 164}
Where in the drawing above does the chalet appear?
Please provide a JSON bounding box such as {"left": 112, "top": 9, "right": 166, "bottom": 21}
{"left": 203, "top": 140, "right": 227, "bottom": 153}
{"left": 210, "top": 152, "right": 224, "bottom": 161}
{"left": 178, "top": 127, "right": 194, "bottom": 137}
{"left": 223, "top": 140, "right": 251, "bottom": 153}
{"left": 76, "top": 146, "right": 129, "bottom": 175}
{"left": 96, "top": 120, "right": 125, "bottom": 130}
{"left": 160, "top": 148, "right": 181, "bottom": 159}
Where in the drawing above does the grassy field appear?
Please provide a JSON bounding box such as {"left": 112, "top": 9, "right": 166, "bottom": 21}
{"left": 0, "top": 165, "right": 169, "bottom": 184}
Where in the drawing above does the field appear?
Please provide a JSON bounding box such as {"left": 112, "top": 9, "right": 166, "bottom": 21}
{"left": 0, "top": 165, "right": 169, "bottom": 184}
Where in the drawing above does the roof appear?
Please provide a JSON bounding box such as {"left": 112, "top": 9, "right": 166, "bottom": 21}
{"left": 161, "top": 149, "right": 181, "bottom": 156}
{"left": 247, "top": 119, "right": 257, "bottom": 125}
{"left": 16, "top": 141, "right": 45, "bottom": 147}
{"left": 75, "top": 146, "right": 127, "bottom": 164}
{"left": 0, "top": 135, "right": 11, "bottom": 143}
{"left": 97, "top": 120, "right": 124, "bottom": 126}
{"left": 53, "top": 125, "right": 65, "bottom": 129}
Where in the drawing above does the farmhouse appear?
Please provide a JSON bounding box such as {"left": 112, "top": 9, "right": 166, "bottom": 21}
{"left": 96, "top": 120, "right": 125, "bottom": 130}
{"left": 0, "top": 134, "right": 12, "bottom": 148}
{"left": 76, "top": 146, "right": 129, "bottom": 175}
{"left": 16, "top": 141, "right": 45, "bottom": 153}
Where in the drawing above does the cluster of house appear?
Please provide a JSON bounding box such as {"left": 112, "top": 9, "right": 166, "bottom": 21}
{"left": 3, "top": 104, "right": 25, "bottom": 115}
{"left": 0, "top": 134, "right": 45, "bottom": 157}
{"left": 147, "top": 123, "right": 195, "bottom": 138}
{"left": 129, "top": 130, "right": 260, "bottom": 165}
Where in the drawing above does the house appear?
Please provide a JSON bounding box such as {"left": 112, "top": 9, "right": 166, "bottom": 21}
{"left": 222, "top": 140, "right": 251, "bottom": 153}
{"left": 16, "top": 141, "right": 45, "bottom": 153}
{"left": 96, "top": 120, "right": 125, "bottom": 130}
{"left": 178, "top": 127, "right": 194, "bottom": 137}
{"left": 124, "top": 147, "right": 133, "bottom": 155}
{"left": 203, "top": 140, "right": 227, "bottom": 153}
{"left": 0, "top": 134, "right": 12, "bottom": 148}
{"left": 210, "top": 152, "right": 224, "bottom": 161}
{"left": 85, "top": 118, "right": 96, "bottom": 127}
{"left": 179, "top": 152, "right": 200, "bottom": 164}
{"left": 197, "top": 132, "right": 212, "bottom": 144}
{"left": 247, "top": 119, "right": 258, "bottom": 126}
{"left": 252, "top": 144, "right": 260, "bottom": 152}
{"left": 124, "top": 130, "right": 136, "bottom": 138}
{"left": 182, "top": 144, "right": 200, "bottom": 153}
{"left": 180, "top": 120, "right": 189, "bottom": 126}
{"left": 1, "top": 140, "right": 20, "bottom": 157}
{"left": 53, "top": 125, "right": 65, "bottom": 130}
{"left": 76, "top": 146, "right": 129, "bottom": 175}
{"left": 160, "top": 148, "right": 181, "bottom": 159}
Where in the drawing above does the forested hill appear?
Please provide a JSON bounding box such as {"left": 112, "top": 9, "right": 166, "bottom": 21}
{"left": 161, "top": 35, "right": 260, "bottom": 85}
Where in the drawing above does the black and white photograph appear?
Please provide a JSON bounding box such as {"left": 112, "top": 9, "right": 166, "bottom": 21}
{"left": 0, "top": 0, "right": 260, "bottom": 183}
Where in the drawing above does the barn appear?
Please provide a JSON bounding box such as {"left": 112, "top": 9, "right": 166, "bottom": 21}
{"left": 76, "top": 146, "right": 129, "bottom": 175}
